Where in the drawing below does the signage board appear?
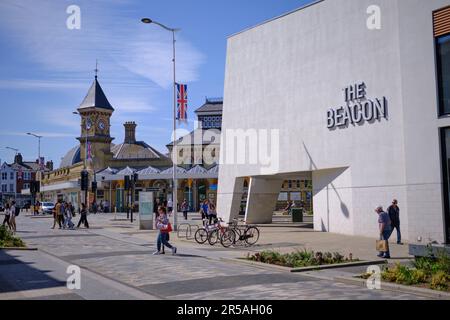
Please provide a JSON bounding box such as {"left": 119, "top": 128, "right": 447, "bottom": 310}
{"left": 327, "top": 82, "right": 388, "bottom": 129}
{"left": 139, "top": 191, "right": 154, "bottom": 230}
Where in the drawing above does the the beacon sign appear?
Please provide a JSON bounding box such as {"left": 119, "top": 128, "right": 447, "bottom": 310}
{"left": 327, "top": 82, "right": 388, "bottom": 129}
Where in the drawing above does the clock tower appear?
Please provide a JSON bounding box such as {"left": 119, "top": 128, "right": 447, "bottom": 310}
{"left": 76, "top": 74, "right": 114, "bottom": 170}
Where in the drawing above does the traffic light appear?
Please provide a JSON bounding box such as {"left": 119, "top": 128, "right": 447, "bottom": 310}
{"left": 91, "top": 181, "right": 97, "bottom": 192}
{"left": 30, "top": 181, "right": 40, "bottom": 195}
{"left": 124, "top": 175, "right": 131, "bottom": 190}
{"left": 81, "top": 170, "right": 89, "bottom": 191}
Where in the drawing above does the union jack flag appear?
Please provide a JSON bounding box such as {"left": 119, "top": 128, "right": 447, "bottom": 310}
{"left": 176, "top": 83, "right": 188, "bottom": 122}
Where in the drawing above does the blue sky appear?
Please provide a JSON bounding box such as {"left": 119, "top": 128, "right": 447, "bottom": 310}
{"left": 0, "top": 0, "right": 312, "bottom": 167}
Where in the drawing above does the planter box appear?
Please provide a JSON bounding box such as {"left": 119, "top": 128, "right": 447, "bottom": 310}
{"left": 227, "top": 257, "right": 387, "bottom": 273}
{"left": 409, "top": 244, "right": 450, "bottom": 257}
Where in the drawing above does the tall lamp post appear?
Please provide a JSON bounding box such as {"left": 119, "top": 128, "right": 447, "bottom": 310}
{"left": 27, "top": 133, "right": 43, "bottom": 202}
{"left": 141, "top": 18, "right": 180, "bottom": 230}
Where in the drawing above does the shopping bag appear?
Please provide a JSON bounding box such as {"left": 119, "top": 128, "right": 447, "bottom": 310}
{"left": 376, "top": 240, "right": 389, "bottom": 252}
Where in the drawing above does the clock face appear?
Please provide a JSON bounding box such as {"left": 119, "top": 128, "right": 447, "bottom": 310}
{"left": 98, "top": 120, "right": 106, "bottom": 130}
{"left": 85, "top": 118, "right": 92, "bottom": 130}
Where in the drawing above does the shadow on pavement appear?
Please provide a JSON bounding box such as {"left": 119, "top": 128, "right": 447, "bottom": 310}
{"left": 0, "top": 250, "right": 65, "bottom": 294}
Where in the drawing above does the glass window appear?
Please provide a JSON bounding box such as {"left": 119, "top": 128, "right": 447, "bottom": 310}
{"left": 10, "top": 172, "right": 14, "bottom": 180}
{"left": 278, "top": 192, "right": 288, "bottom": 201}
{"left": 441, "top": 128, "right": 450, "bottom": 243}
{"left": 9, "top": 184, "right": 13, "bottom": 192}
{"left": 437, "top": 34, "right": 450, "bottom": 115}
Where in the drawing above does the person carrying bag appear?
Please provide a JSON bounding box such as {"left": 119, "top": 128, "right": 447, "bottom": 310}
{"left": 154, "top": 207, "right": 177, "bottom": 255}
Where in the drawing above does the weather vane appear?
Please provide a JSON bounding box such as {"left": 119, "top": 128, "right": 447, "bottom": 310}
{"left": 95, "top": 59, "right": 98, "bottom": 79}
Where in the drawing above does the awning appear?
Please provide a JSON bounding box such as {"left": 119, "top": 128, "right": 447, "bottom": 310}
{"left": 41, "top": 181, "right": 79, "bottom": 192}
{"left": 96, "top": 165, "right": 219, "bottom": 181}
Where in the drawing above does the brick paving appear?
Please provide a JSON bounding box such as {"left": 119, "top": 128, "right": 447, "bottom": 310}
{"left": 0, "top": 212, "right": 427, "bottom": 300}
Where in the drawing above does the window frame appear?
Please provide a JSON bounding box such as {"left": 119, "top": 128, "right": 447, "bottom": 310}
{"left": 436, "top": 32, "right": 450, "bottom": 116}
{"left": 440, "top": 127, "right": 450, "bottom": 244}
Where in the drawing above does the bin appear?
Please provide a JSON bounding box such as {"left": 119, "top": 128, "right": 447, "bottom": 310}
{"left": 291, "top": 208, "right": 303, "bottom": 222}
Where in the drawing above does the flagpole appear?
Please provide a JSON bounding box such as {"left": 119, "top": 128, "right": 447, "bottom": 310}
{"left": 172, "top": 29, "right": 178, "bottom": 231}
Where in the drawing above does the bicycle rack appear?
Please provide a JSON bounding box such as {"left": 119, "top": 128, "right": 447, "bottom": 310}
{"left": 187, "top": 225, "right": 199, "bottom": 240}
{"left": 177, "top": 223, "right": 200, "bottom": 240}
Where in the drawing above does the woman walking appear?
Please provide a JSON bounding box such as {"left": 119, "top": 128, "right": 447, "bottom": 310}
{"left": 9, "top": 201, "right": 17, "bottom": 233}
{"left": 2, "top": 203, "right": 11, "bottom": 229}
{"left": 154, "top": 207, "right": 176, "bottom": 255}
{"left": 77, "top": 203, "right": 89, "bottom": 229}
{"left": 153, "top": 206, "right": 165, "bottom": 254}
{"left": 63, "top": 202, "right": 75, "bottom": 229}
{"left": 208, "top": 203, "right": 217, "bottom": 225}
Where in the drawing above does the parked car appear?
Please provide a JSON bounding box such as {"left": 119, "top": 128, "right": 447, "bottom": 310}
{"left": 40, "top": 202, "right": 55, "bottom": 215}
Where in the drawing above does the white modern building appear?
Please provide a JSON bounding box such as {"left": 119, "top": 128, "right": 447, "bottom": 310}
{"left": 217, "top": 0, "right": 450, "bottom": 244}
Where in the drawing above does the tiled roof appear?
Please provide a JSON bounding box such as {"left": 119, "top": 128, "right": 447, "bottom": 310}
{"left": 195, "top": 101, "right": 223, "bottom": 113}
{"left": 78, "top": 77, "right": 114, "bottom": 111}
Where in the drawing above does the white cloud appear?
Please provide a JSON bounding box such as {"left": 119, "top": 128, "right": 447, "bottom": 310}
{"left": 0, "top": 0, "right": 205, "bottom": 88}
{"left": 0, "top": 131, "right": 76, "bottom": 138}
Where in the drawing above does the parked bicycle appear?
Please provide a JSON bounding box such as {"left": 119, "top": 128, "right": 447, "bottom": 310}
{"left": 194, "top": 219, "right": 218, "bottom": 244}
{"left": 220, "top": 218, "right": 260, "bottom": 248}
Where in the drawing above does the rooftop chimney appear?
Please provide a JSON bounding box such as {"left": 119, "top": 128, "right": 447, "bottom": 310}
{"left": 46, "top": 160, "right": 53, "bottom": 171}
{"left": 14, "top": 153, "right": 23, "bottom": 164}
{"left": 124, "top": 122, "right": 137, "bottom": 144}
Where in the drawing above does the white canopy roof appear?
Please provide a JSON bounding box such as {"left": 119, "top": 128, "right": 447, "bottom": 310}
{"left": 95, "top": 165, "right": 219, "bottom": 181}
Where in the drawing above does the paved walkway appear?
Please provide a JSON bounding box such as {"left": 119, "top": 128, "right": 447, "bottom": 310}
{"left": 0, "top": 212, "right": 423, "bottom": 300}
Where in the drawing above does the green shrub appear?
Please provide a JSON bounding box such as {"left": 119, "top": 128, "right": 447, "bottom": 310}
{"left": 381, "top": 263, "right": 427, "bottom": 286}
{"left": 0, "top": 225, "right": 26, "bottom": 248}
{"left": 430, "top": 271, "right": 449, "bottom": 291}
{"left": 247, "top": 249, "right": 356, "bottom": 268}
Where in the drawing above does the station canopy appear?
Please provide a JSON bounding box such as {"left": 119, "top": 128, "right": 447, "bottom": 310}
{"left": 96, "top": 164, "right": 219, "bottom": 181}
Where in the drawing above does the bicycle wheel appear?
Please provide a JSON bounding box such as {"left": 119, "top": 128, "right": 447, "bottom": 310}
{"left": 220, "top": 229, "right": 236, "bottom": 248}
{"left": 208, "top": 229, "right": 219, "bottom": 246}
{"left": 244, "top": 226, "right": 260, "bottom": 246}
{"left": 194, "top": 228, "right": 208, "bottom": 244}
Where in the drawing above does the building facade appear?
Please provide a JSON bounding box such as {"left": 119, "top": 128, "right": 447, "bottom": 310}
{"left": 217, "top": 0, "right": 450, "bottom": 244}
{"left": 1, "top": 153, "right": 52, "bottom": 206}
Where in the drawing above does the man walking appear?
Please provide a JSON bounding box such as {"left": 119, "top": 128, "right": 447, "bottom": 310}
{"left": 77, "top": 203, "right": 89, "bottom": 229}
{"left": 376, "top": 205, "right": 392, "bottom": 259}
{"left": 387, "top": 199, "right": 402, "bottom": 245}
{"left": 52, "top": 200, "right": 63, "bottom": 229}
{"left": 181, "top": 199, "right": 188, "bottom": 220}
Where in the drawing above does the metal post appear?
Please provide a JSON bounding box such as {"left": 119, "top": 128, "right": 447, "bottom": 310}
{"left": 38, "top": 136, "right": 41, "bottom": 202}
{"left": 141, "top": 19, "right": 179, "bottom": 230}
{"left": 131, "top": 177, "right": 134, "bottom": 223}
{"left": 172, "top": 29, "right": 178, "bottom": 231}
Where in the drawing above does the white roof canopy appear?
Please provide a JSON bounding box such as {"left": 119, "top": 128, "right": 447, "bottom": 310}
{"left": 95, "top": 165, "right": 219, "bottom": 181}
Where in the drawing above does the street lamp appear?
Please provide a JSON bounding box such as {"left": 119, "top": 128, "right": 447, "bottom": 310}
{"left": 26, "top": 132, "right": 43, "bottom": 203}
{"left": 141, "top": 17, "right": 180, "bottom": 230}
{"left": 5, "top": 146, "right": 19, "bottom": 155}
